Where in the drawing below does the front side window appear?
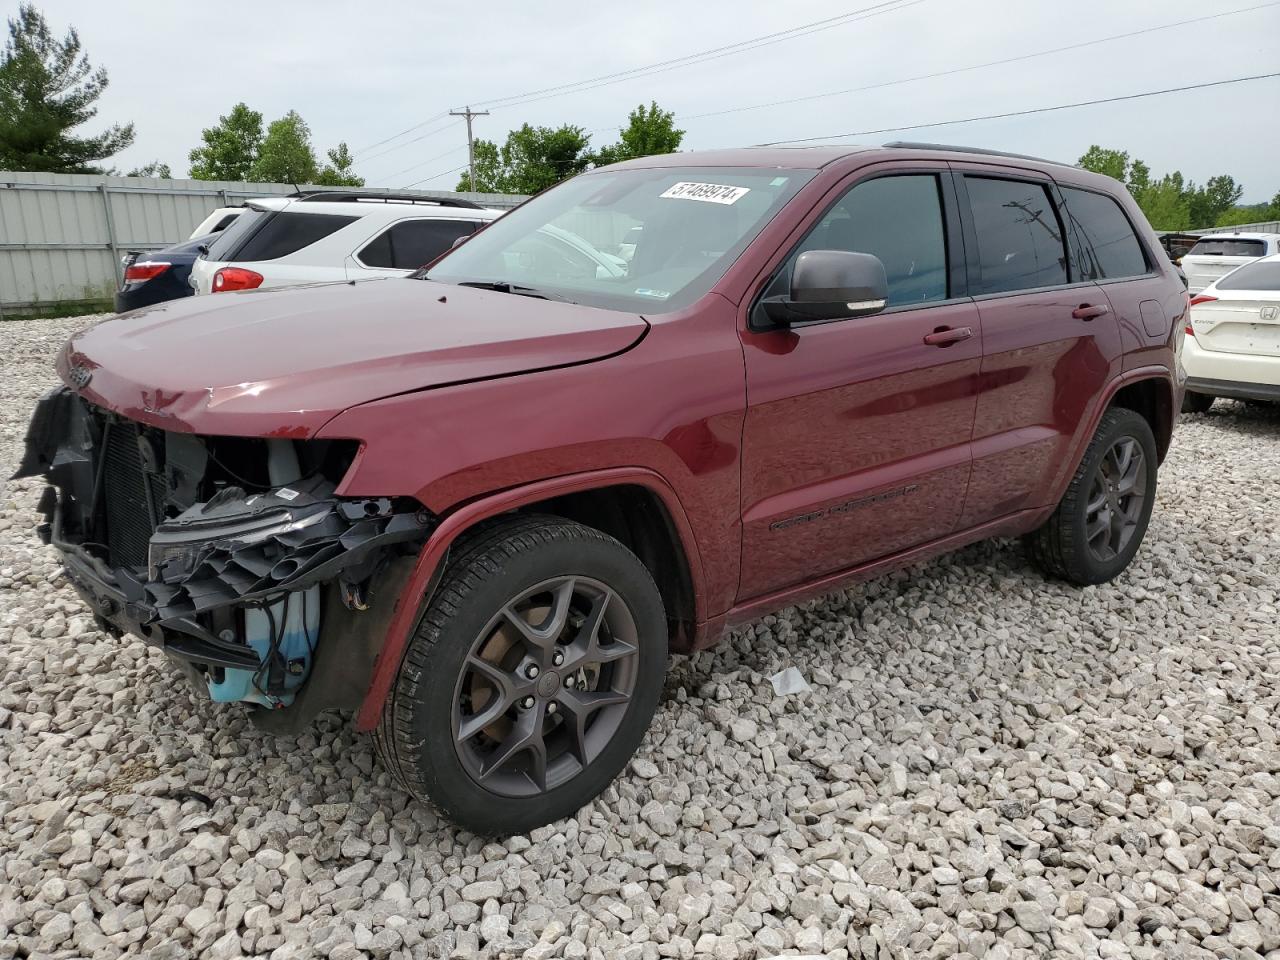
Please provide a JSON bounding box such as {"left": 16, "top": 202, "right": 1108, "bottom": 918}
{"left": 425, "top": 166, "right": 817, "bottom": 313}
{"left": 764, "top": 174, "right": 949, "bottom": 307}
{"left": 966, "top": 177, "right": 1068, "bottom": 294}
{"left": 360, "top": 219, "right": 477, "bottom": 269}
{"left": 1060, "top": 186, "right": 1148, "bottom": 280}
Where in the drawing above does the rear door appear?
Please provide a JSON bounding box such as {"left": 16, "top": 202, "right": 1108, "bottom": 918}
{"left": 955, "top": 168, "right": 1124, "bottom": 527}
{"left": 1057, "top": 183, "right": 1185, "bottom": 374}
{"left": 738, "top": 165, "right": 981, "bottom": 600}
{"left": 348, "top": 218, "right": 480, "bottom": 279}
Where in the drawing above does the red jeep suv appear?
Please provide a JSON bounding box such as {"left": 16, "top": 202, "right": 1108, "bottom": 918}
{"left": 18, "top": 143, "right": 1186, "bottom": 833}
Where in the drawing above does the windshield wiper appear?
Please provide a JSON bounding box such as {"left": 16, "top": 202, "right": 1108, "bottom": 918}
{"left": 456, "top": 280, "right": 575, "bottom": 303}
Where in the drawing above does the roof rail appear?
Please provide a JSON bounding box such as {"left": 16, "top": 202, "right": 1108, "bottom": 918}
{"left": 286, "top": 190, "right": 485, "bottom": 210}
{"left": 883, "top": 141, "right": 1063, "bottom": 166}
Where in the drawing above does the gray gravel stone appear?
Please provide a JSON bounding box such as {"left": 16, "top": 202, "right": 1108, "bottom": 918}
{"left": 1, "top": 316, "right": 1277, "bottom": 960}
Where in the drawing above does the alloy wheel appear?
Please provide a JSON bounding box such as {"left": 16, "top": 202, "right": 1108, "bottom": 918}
{"left": 451, "top": 576, "right": 639, "bottom": 798}
{"left": 1084, "top": 436, "right": 1148, "bottom": 563}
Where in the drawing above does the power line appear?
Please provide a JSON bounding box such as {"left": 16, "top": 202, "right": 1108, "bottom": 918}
{"left": 400, "top": 73, "right": 1280, "bottom": 189}
{"left": 381, "top": 144, "right": 467, "bottom": 183}
{"left": 353, "top": 0, "right": 923, "bottom": 165}
{"left": 353, "top": 110, "right": 450, "bottom": 156}
{"left": 357, "top": 119, "right": 462, "bottom": 167}
{"left": 471, "top": 0, "right": 922, "bottom": 111}
{"left": 758, "top": 72, "right": 1280, "bottom": 145}
{"left": 680, "top": 1, "right": 1280, "bottom": 126}
{"left": 404, "top": 164, "right": 469, "bottom": 189}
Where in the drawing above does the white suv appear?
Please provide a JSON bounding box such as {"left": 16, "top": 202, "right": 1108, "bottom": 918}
{"left": 190, "top": 192, "right": 502, "bottom": 295}
{"left": 1181, "top": 232, "right": 1280, "bottom": 294}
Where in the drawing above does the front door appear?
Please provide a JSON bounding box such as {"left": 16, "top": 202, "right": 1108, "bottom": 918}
{"left": 738, "top": 169, "right": 981, "bottom": 600}
{"left": 954, "top": 170, "right": 1125, "bottom": 527}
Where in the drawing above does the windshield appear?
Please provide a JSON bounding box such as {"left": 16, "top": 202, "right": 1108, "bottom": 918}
{"left": 424, "top": 166, "right": 817, "bottom": 313}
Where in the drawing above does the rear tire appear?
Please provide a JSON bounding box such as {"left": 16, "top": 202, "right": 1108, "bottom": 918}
{"left": 1025, "top": 407, "right": 1158, "bottom": 586}
{"left": 1182, "top": 392, "right": 1214, "bottom": 414}
{"left": 375, "top": 514, "right": 666, "bottom": 835}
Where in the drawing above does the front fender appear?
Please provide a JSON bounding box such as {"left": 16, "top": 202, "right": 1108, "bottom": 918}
{"left": 352, "top": 466, "right": 706, "bottom": 731}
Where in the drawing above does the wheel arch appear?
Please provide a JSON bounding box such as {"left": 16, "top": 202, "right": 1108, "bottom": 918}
{"left": 355, "top": 467, "right": 704, "bottom": 731}
{"left": 1108, "top": 374, "right": 1176, "bottom": 463}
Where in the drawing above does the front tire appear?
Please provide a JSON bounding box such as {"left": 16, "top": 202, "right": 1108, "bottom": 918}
{"left": 1182, "top": 392, "right": 1214, "bottom": 414}
{"left": 1025, "top": 407, "right": 1158, "bottom": 586}
{"left": 375, "top": 515, "right": 667, "bottom": 835}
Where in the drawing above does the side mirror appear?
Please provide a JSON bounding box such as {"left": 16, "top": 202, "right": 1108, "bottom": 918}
{"left": 761, "top": 250, "right": 888, "bottom": 326}
{"left": 451, "top": 234, "right": 470, "bottom": 249}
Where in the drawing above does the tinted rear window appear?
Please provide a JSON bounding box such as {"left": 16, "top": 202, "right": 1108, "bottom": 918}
{"left": 359, "top": 219, "right": 477, "bottom": 269}
{"left": 1188, "top": 238, "right": 1265, "bottom": 257}
{"left": 1060, "top": 187, "right": 1148, "bottom": 280}
{"left": 1216, "top": 260, "right": 1280, "bottom": 291}
{"left": 232, "top": 212, "right": 358, "bottom": 262}
{"left": 206, "top": 208, "right": 268, "bottom": 260}
{"left": 965, "top": 177, "right": 1068, "bottom": 294}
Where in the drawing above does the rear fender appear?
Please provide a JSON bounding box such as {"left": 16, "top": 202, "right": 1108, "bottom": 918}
{"left": 354, "top": 466, "right": 703, "bottom": 731}
{"left": 1045, "top": 366, "right": 1177, "bottom": 508}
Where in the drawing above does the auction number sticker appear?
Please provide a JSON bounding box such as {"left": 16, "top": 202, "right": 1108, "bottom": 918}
{"left": 660, "top": 181, "right": 750, "bottom": 204}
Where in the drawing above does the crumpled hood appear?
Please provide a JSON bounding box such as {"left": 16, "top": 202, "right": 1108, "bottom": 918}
{"left": 59, "top": 278, "right": 648, "bottom": 437}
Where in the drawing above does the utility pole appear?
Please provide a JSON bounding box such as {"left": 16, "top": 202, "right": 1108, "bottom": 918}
{"left": 450, "top": 106, "right": 490, "bottom": 193}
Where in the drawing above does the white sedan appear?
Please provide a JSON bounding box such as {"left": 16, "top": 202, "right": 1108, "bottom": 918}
{"left": 1182, "top": 252, "right": 1280, "bottom": 413}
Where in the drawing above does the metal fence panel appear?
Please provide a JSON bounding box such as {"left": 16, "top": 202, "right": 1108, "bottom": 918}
{"left": 0, "top": 171, "right": 526, "bottom": 315}
{"left": 1191, "top": 221, "right": 1280, "bottom": 235}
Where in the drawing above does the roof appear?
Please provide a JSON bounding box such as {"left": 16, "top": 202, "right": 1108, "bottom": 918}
{"left": 247, "top": 196, "right": 502, "bottom": 219}
{"left": 600, "top": 142, "right": 1088, "bottom": 175}
{"left": 603, "top": 145, "right": 879, "bottom": 170}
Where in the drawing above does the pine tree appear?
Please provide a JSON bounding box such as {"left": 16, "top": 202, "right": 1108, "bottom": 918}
{"left": 0, "top": 4, "right": 134, "bottom": 173}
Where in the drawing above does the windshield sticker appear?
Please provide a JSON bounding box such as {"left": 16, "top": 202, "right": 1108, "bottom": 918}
{"left": 634, "top": 287, "right": 672, "bottom": 299}
{"left": 660, "top": 181, "right": 750, "bottom": 205}
{"left": 770, "top": 176, "right": 789, "bottom": 186}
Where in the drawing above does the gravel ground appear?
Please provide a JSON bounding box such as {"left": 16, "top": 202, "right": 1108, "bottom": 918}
{"left": 1, "top": 315, "right": 1278, "bottom": 960}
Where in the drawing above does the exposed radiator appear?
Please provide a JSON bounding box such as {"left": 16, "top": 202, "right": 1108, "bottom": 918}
{"left": 101, "top": 420, "right": 165, "bottom": 568}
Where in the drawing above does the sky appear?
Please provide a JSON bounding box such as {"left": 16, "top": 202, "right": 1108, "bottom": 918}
{"left": 43, "top": 0, "right": 1280, "bottom": 204}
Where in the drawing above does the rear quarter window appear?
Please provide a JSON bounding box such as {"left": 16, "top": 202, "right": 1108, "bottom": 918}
{"left": 1187, "top": 238, "right": 1265, "bottom": 257}
{"left": 1060, "top": 187, "right": 1149, "bottom": 280}
{"left": 232, "top": 212, "right": 358, "bottom": 262}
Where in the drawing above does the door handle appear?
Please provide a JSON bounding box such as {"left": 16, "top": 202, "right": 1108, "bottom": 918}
{"left": 922, "top": 325, "right": 973, "bottom": 347}
{"left": 1072, "top": 303, "right": 1110, "bottom": 321}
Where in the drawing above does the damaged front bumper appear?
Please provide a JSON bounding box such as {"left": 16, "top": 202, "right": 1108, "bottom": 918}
{"left": 17, "top": 387, "right": 433, "bottom": 714}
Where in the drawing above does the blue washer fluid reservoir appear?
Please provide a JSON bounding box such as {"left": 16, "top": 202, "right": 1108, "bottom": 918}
{"left": 208, "top": 586, "right": 320, "bottom": 707}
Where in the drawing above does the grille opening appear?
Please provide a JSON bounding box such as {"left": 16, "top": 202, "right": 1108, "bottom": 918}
{"left": 85, "top": 404, "right": 361, "bottom": 570}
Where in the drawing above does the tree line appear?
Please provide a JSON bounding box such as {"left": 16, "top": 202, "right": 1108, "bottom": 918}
{"left": 1078, "top": 146, "right": 1279, "bottom": 230}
